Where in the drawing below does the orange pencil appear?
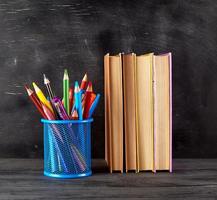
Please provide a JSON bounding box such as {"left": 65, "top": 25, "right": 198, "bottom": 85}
{"left": 71, "top": 110, "right": 78, "bottom": 120}
{"left": 69, "top": 87, "right": 74, "bottom": 113}
{"left": 24, "top": 85, "right": 47, "bottom": 119}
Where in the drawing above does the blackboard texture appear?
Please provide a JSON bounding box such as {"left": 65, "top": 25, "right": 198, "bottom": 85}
{"left": 0, "top": 0, "right": 217, "bottom": 158}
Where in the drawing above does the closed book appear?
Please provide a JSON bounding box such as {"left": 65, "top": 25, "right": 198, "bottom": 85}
{"left": 104, "top": 53, "right": 124, "bottom": 173}
{"left": 123, "top": 53, "right": 138, "bottom": 172}
{"left": 153, "top": 53, "right": 172, "bottom": 172}
{"left": 136, "top": 53, "right": 154, "bottom": 172}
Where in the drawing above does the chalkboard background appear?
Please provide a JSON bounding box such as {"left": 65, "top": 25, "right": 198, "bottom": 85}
{"left": 0, "top": 0, "right": 217, "bottom": 158}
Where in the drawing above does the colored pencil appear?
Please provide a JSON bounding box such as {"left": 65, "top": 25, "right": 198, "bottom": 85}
{"left": 83, "top": 83, "right": 96, "bottom": 119}
{"left": 88, "top": 94, "right": 100, "bottom": 118}
{"left": 80, "top": 73, "right": 88, "bottom": 90}
{"left": 41, "top": 103, "right": 64, "bottom": 143}
{"left": 42, "top": 104, "right": 55, "bottom": 120}
{"left": 43, "top": 74, "right": 60, "bottom": 119}
{"left": 74, "top": 81, "right": 83, "bottom": 120}
{"left": 41, "top": 103, "right": 67, "bottom": 171}
{"left": 69, "top": 87, "right": 74, "bottom": 113}
{"left": 71, "top": 110, "right": 78, "bottom": 120}
{"left": 52, "top": 97, "right": 70, "bottom": 120}
{"left": 43, "top": 74, "right": 55, "bottom": 99}
{"left": 63, "top": 69, "right": 70, "bottom": 115}
{"left": 82, "top": 81, "right": 92, "bottom": 108}
{"left": 71, "top": 81, "right": 92, "bottom": 115}
{"left": 71, "top": 145, "right": 86, "bottom": 172}
{"left": 32, "top": 82, "right": 54, "bottom": 113}
{"left": 24, "top": 85, "right": 47, "bottom": 119}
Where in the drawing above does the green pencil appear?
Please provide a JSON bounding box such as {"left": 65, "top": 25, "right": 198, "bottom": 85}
{"left": 63, "top": 69, "right": 70, "bottom": 115}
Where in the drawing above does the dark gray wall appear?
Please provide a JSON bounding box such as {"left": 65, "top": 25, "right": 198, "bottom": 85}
{"left": 0, "top": 0, "right": 217, "bottom": 158}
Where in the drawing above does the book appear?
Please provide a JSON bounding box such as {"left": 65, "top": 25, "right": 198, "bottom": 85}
{"left": 136, "top": 53, "right": 154, "bottom": 172}
{"left": 122, "top": 53, "right": 137, "bottom": 172}
{"left": 104, "top": 52, "right": 172, "bottom": 173}
{"left": 153, "top": 53, "right": 172, "bottom": 172}
{"left": 104, "top": 53, "right": 124, "bottom": 173}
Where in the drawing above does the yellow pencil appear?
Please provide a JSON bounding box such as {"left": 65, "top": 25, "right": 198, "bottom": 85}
{"left": 32, "top": 82, "right": 54, "bottom": 113}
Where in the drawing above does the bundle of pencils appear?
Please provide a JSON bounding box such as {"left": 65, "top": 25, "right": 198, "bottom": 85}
{"left": 25, "top": 70, "right": 100, "bottom": 121}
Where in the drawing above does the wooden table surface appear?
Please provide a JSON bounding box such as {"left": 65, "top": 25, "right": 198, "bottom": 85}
{"left": 0, "top": 159, "right": 216, "bottom": 199}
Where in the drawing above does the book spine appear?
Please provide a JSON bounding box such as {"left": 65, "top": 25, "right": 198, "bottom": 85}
{"left": 169, "top": 52, "right": 172, "bottom": 173}
{"left": 153, "top": 57, "right": 157, "bottom": 173}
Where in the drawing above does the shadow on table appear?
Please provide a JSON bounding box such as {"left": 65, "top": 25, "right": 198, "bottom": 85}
{"left": 92, "top": 159, "right": 109, "bottom": 173}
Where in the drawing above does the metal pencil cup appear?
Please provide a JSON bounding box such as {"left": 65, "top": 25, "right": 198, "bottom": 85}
{"left": 41, "top": 118, "right": 93, "bottom": 178}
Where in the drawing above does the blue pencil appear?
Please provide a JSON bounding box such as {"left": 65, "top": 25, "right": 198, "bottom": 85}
{"left": 88, "top": 94, "right": 100, "bottom": 118}
{"left": 74, "top": 81, "right": 83, "bottom": 120}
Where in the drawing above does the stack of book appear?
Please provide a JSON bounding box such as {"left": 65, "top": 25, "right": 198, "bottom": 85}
{"left": 104, "top": 53, "right": 172, "bottom": 173}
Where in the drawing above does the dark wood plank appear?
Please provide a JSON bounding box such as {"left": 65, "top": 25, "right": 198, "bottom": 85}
{"left": 0, "top": 159, "right": 216, "bottom": 199}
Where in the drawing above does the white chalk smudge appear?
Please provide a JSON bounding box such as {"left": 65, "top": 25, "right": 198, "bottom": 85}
{"left": 14, "top": 58, "right": 17, "bottom": 65}
{"left": 84, "top": 39, "right": 94, "bottom": 57}
{"left": 5, "top": 92, "right": 23, "bottom": 95}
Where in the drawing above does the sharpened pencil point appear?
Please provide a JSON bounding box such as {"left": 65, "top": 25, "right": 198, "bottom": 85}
{"left": 72, "top": 110, "right": 78, "bottom": 119}
{"left": 32, "top": 82, "right": 41, "bottom": 93}
{"left": 43, "top": 74, "right": 50, "bottom": 85}
{"left": 75, "top": 81, "right": 79, "bottom": 87}
{"left": 24, "top": 84, "right": 33, "bottom": 95}
{"left": 86, "top": 82, "right": 93, "bottom": 92}
{"left": 74, "top": 81, "right": 80, "bottom": 93}
{"left": 63, "top": 69, "right": 69, "bottom": 80}
{"left": 82, "top": 73, "right": 87, "bottom": 81}
{"left": 32, "top": 82, "right": 37, "bottom": 89}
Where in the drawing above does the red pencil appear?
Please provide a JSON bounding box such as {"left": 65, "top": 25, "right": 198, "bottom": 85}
{"left": 24, "top": 85, "right": 47, "bottom": 119}
{"left": 83, "top": 83, "right": 96, "bottom": 119}
{"left": 80, "top": 73, "right": 88, "bottom": 90}
{"left": 42, "top": 103, "right": 63, "bottom": 142}
{"left": 82, "top": 81, "right": 92, "bottom": 106}
{"left": 42, "top": 104, "right": 55, "bottom": 120}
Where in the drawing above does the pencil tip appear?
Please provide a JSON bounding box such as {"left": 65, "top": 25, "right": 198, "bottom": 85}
{"left": 43, "top": 74, "right": 50, "bottom": 84}
{"left": 86, "top": 82, "right": 93, "bottom": 92}
{"left": 64, "top": 69, "right": 69, "bottom": 79}
{"left": 32, "top": 82, "right": 39, "bottom": 91}
{"left": 24, "top": 84, "right": 33, "bottom": 95}
{"left": 83, "top": 73, "right": 87, "bottom": 81}
{"left": 75, "top": 81, "right": 79, "bottom": 87}
{"left": 72, "top": 110, "right": 78, "bottom": 118}
{"left": 74, "top": 81, "right": 80, "bottom": 92}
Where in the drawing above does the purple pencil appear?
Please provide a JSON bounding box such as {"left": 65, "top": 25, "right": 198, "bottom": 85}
{"left": 52, "top": 97, "right": 70, "bottom": 120}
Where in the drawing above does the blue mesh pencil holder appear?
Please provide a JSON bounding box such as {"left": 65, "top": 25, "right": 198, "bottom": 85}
{"left": 41, "top": 118, "right": 93, "bottom": 178}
